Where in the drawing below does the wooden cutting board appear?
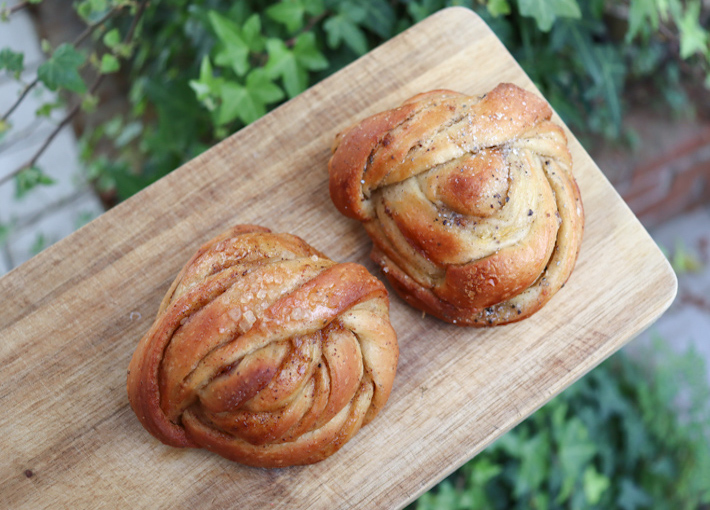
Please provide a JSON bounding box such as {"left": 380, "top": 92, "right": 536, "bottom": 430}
{"left": 0, "top": 7, "right": 677, "bottom": 509}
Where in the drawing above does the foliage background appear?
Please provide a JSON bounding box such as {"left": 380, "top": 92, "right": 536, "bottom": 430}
{"left": 3, "top": 0, "right": 708, "bottom": 203}
{"left": 412, "top": 338, "right": 710, "bottom": 509}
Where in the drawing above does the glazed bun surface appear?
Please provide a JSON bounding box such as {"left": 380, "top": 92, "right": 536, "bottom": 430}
{"left": 127, "top": 225, "right": 398, "bottom": 467}
{"left": 329, "top": 83, "right": 584, "bottom": 326}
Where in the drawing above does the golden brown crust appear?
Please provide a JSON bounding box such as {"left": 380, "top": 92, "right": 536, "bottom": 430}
{"left": 126, "top": 225, "right": 398, "bottom": 467}
{"left": 328, "top": 83, "right": 584, "bottom": 326}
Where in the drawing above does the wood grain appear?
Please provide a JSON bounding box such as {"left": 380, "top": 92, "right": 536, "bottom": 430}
{"left": 0, "top": 8, "right": 676, "bottom": 509}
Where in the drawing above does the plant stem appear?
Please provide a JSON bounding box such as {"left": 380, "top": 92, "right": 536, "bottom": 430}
{"left": 1, "top": 6, "right": 121, "bottom": 123}
{"left": 284, "top": 11, "right": 329, "bottom": 47}
{"left": 5, "top": 0, "right": 30, "bottom": 16}
{"left": 0, "top": 0, "right": 150, "bottom": 187}
{"left": 0, "top": 76, "right": 102, "bottom": 187}
{"left": 1, "top": 76, "right": 40, "bottom": 123}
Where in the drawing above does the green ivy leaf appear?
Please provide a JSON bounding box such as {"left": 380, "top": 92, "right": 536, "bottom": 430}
{"left": 37, "top": 43, "right": 86, "bottom": 93}
{"left": 556, "top": 417, "right": 596, "bottom": 503}
{"left": 189, "top": 56, "right": 223, "bottom": 111}
{"left": 100, "top": 53, "right": 120, "bottom": 73}
{"left": 89, "top": 0, "right": 107, "bottom": 13}
{"left": 592, "top": 45, "right": 625, "bottom": 136}
{"left": 209, "top": 11, "right": 250, "bottom": 76}
{"left": 0, "top": 47, "right": 24, "bottom": 76}
{"left": 303, "top": 0, "right": 324, "bottom": 16}
{"left": 266, "top": 0, "right": 305, "bottom": 34}
{"left": 323, "top": 14, "right": 368, "bottom": 55}
{"left": 678, "top": 1, "right": 708, "bottom": 59}
{"left": 617, "top": 478, "right": 653, "bottom": 510}
{"left": 406, "top": 0, "right": 443, "bottom": 23}
{"left": 361, "top": 0, "right": 396, "bottom": 39}
{"left": 0, "top": 222, "right": 10, "bottom": 246}
{"left": 626, "top": 0, "right": 659, "bottom": 41}
{"left": 264, "top": 38, "right": 306, "bottom": 98}
{"left": 103, "top": 28, "right": 121, "bottom": 49}
{"left": 81, "top": 93, "right": 99, "bottom": 113}
{"left": 583, "top": 465, "right": 610, "bottom": 504}
{"left": 466, "top": 457, "right": 503, "bottom": 486}
{"left": 517, "top": 0, "right": 581, "bottom": 32}
{"left": 216, "top": 69, "right": 284, "bottom": 126}
{"left": 30, "top": 233, "right": 47, "bottom": 256}
{"left": 292, "top": 32, "right": 329, "bottom": 71}
{"left": 245, "top": 68, "right": 285, "bottom": 106}
{"left": 513, "top": 431, "right": 550, "bottom": 497}
{"left": 216, "top": 83, "right": 252, "bottom": 125}
{"left": 15, "top": 166, "right": 55, "bottom": 199}
{"left": 241, "top": 14, "right": 265, "bottom": 53}
{"left": 487, "top": 0, "right": 511, "bottom": 17}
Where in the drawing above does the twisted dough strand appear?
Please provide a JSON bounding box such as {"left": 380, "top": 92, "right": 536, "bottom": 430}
{"left": 329, "top": 83, "right": 584, "bottom": 326}
{"left": 127, "top": 225, "right": 398, "bottom": 467}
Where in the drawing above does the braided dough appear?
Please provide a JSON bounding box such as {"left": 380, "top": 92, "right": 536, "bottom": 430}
{"left": 127, "top": 225, "right": 398, "bottom": 467}
{"left": 329, "top": 83, "right": 584, "bottom": 326}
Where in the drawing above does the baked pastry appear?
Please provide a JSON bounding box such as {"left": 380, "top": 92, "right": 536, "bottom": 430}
{"left": 127, "top": 225, "right": 398, "bottom": 467}
{"left": 328, "top": 83, "right": 584, "bottom": 326}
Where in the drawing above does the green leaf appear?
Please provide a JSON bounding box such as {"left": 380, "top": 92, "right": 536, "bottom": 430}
{"left": 583, "top": 465, "right": 610, "bottom": 504}
{"left": 467, "top": 457, "right": 503, "bottom": 486}
{"left": 678, "top": 1, "right": 708, "bottom": 59}
{"left": 189, "top": 56, "right": 224, "bottom": 111}
{"left": 406, "top": 0, "right": 443, "bottom": 23}
{"left": 209, "top": 11, "right": 250, "bottom": 76}
{"left": 626, "top": 0, "right": 659, "bottom": 41}
{"left": 593, "top": 45, "right": 625, "bottom": 135}
{"left": 0, "top": 47, "right": 24, "bottom": 76}
{"left": 514, "top": 431, "right": 550, "bottom": 497}
{"left": 517, "top": 0, "right": 581, "bottom": 32}
{"left": 81, "top": 93, "right": 99, "bottom": 113}
{"left": 0, "top": 222, "right": 10, "bottom": 246}
{"left": 361, "top": 0, "right": 396, "bottom": 39}
{"left": 241, "top": 14, "right": 265, "bottom": 53}
{"left": 264, "top": 38, "right": 307, "bottom": 98}
{"left": 100, "top": 53, "right": 120, "bottom": 73}
{"left": 303, "top": 0, "right": 324, "bottom": 15}
{"left": 266, "top": 0, "right": 305, "bottom": 34}
{"left": 487, "top": 0, "right": 511, "bottom": 17}
{"left": 15, "top": 166, "right": 55, "bottom": 199}
{"left": 323, "top": 14, "right": 369, "bottom": 55}
{"left": 76, "top": 1, "right": 93, "bottom": 21}
{"left": 556, "top": 417, "right": 596, "bottom": 503}
{"left": 216, "top": 82, "right": 251, "bottom": 125}
{"left": 115, "top": 120, "right": 142, "bottom": 148}
{"left": 617, "top": 479, "right": 652, "bottom": 510}
{"left": 89, "top": 0, "right": 107, "bottom": 13}
{"left": 217, "top": 69, "right": 284, "bottom": 126}
{"left": 30, "top": 233, "right": 46, "bottom": 256}
{"left": 103, "top": 28, "right": 121, "bottom": 49}
{"left": 37, "top": 43, "right": 86, "bottom": 93}
{"left": 293, "top": 32, "right": 329, "bottom": 71}
{"left": 246, "top": 68, "right": 285, "bottom": 105}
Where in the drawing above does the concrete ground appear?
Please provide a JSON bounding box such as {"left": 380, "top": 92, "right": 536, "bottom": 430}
{"left": 625, "top": 206, "right": 710, "bottom": 386}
